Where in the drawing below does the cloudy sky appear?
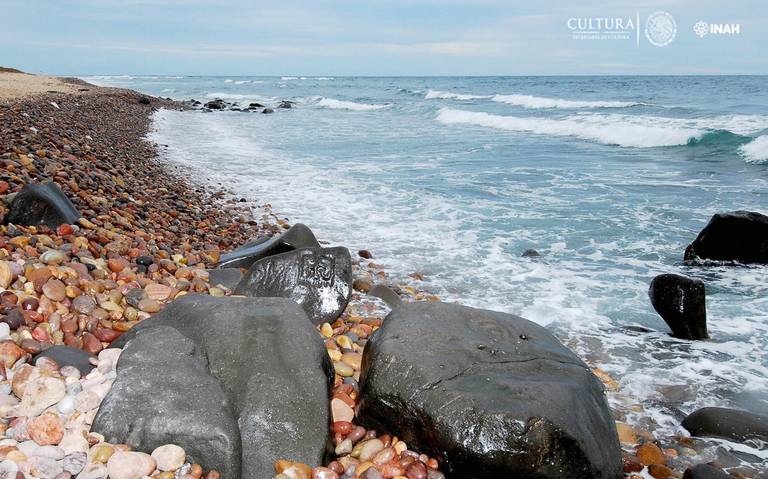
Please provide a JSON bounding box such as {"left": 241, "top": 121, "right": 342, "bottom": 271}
{"left": 2, "top": 0, "right": 766, "bottom": 75}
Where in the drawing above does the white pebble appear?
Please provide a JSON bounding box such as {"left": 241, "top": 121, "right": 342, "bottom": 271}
{"left": 0, "top": 323, "right": 10, "bottom": 340}
{"left": 57, "top": 395, "right": 76, "bottom": 414}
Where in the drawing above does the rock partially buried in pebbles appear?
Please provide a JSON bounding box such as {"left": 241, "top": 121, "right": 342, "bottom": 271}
{"left": 681, "top": 407, "right": 768, "bottom": 443}
{"left": 356, "top": 301, "right": 622, "bottom": 479}
{"left": 682, "top": 464, "right": 732, "bottom": 479}
{"left": 4, "top": 182, "right": 80, "bottom": 228}
{"left": 217, "top": 223, "right": 320, "bottom": 269}
{"left": 684, "top": 211, "right": 768, "bottom": 264}
{"left": 96, "top": 295, "right": 333, "bottom": 479}
{"left": 234, "top": 247, "right": 352, "bottom": 325}
{"left": 648, "top": 274, "right": 708, "bottom": 340}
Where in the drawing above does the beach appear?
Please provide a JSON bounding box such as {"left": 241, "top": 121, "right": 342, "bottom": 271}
{"left": 1, "top": 71, "right": 767, "bottom": 479}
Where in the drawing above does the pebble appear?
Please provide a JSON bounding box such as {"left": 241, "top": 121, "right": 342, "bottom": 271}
{"left": 138, "top": 298, "right": 161, "bottom": 313}
{"left": 636, "top": 443, "right": 666, "bottom": 466}
{"left": 40, "top": 250, "right": 66, "bottom": 266}
{"left": 62, "top": 451, "right": 87, "bottom": 474}
{"left": 106, "top": 451, "right": 157, "bottom": 479}
{"left": 330, "top": 398, "right": 354, "bottom": 423}
{"left": 151, "top": 444, "right": 186, "bottom": 471}
{"left": 356, "top": 439, "right": 384, "bottom": 461}
{"left": 42, "top": 278, "right": 67, "bottom": 302}
{"left": 28, "top": 413, "right": 64, "bottom": 445}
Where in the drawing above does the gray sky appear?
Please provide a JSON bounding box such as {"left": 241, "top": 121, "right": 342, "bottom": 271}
{"left": 2, "top": 0, "right": 766, "bottom": 75}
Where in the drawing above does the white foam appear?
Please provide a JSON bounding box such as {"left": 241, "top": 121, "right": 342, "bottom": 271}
{"left": 280, "top": 76, "right": 298, "bottom": 80}
{"left": 316, "top": 98, "right": 389, "bottom": 111}
{"left": 492, "top": 94, "right": 641, "bottom": 109}
{"left": 739, "top": 135, "right": 768, "bottom": 164}
{"left": 425, "top": 90, "right": 490, "bottom": 100}
{"left": 436, "top": 108, "right": 768, "bottom": 148}
{"left": 204, "top": 92, "right": 277, "bottom": 102}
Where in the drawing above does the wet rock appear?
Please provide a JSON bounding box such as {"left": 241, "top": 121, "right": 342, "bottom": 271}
{"left": 32, "top": 346, "right": 96, "bottom": 376}
{"left": 648, "top": 274, "right": 707, "bottom": 340}
{"left": 4, "top": 182, "right": 80, "bottom": 228}
{"left": 204, "top": 99, "right": 227, "bottom": 110}
{"left": 234, "top": 247, "right": 352, "bottom": 325}
{"left": 684, "top": 211, "right": 768, "bottom": 264}
{"left": 277, "top": 101, "right": 293, "bottom": 109}
{"left": 217, "top": 223, "right": 320, "bottom": 269}
{"left": 681, "top": 407, "right": 768, "bottom": 443}
{"left": 522, "top": 249, "right": 540, "bottom": 258}
{"left": 262, "top": 108, "right": 274, "bottom": 114}
{"left": 95, "top": 295, "right": 333, "bottom": 479}
{"left": 356, "top": 301, "right": 622, "bottom": 479}
{"left": 206, "top": 268, "right": 243, "bottom": 290}
{"left": 138, "top": 96, "right": 151, "bottom": 105}
{"left": 682, "top": 464, "right": 731, "bottom": 479}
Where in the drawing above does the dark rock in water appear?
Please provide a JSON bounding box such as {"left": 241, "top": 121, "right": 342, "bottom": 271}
{"left": 648, "top": 273, "right": 707, "bottom": 340}
{"left": 217, "top": 223, "right": 320, "bottom": 270}
{"left": 684, "top": 211, "right": 768, "bottom": 264}
{"left": 234, "top": 247, "right": 352, "bottom": 325}
{"left": 276, "top": 100, "right": 293, "bottom": 109}
{"left": 138, "top": 96, "right": 151, "bottom": 105}
{"left": 358, "top": 249, "right": 373, "bottom": 259}
{"left": 522, "top": 249, "right": 540, "bottom": 258}
{"left": 248, "top": 102, "right": 265, "bottom": 108}
{"left": 357, "top": 301, "right": 622, "bottom": 479}
{"left": 262, "top": 107, "right": 274, "bottom": 114}
{"left": 5, "top": 182, "right": 80, "bottom": 228}
{"left": 33, "top": 346, "right": 96, "bottom": 374}
{"left": 682, "top": 407, "right": 768, "bottom": 443}
{"left": 205, "top": 99, "right": 227, "bottom": 110}
{"left": 206, "top": 268, "right": 243, "bottom": 290}
{"left": 95, "top": 295, "right": 332, "bottom": 479}
{"left": 683, "top": 464, "right": 732, "bottom": 479}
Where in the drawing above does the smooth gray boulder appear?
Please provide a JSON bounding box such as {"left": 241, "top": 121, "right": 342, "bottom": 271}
{"left": 33, "top": 346, "right": 96, "bottom": 375}
{"left": 682, "top": 407, "right": 768, "bottom": 443}
{"left": 234, "top": 247, "right": 352, "bottom": 325}
{"left": 648, "top": 273, "right": 708, "bottom": 340}
{"left": 93, "top": 327, "right": 241, "bottom": 477}
{"left": 94, "top": 295, "right": 333, "bottom": 479}
{"left": 357, "top": 301, "right": 622, "bottom": 479}
{"left": 5, "top": 182, "right": 80, "bottom": 228}
{"left": 217, "top": 223, "right": 320, "bottom": 269}
{"left": 684, "top": 211, "right": 768, "bottom": 264}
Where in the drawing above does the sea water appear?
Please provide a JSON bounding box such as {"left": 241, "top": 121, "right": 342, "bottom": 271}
{"left": 85, "top": 75, "right": 768, "bottom": 464}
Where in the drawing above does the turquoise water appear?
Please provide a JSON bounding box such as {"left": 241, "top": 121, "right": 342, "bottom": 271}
{"left": 87, "top": 75, "right": 768, "bottom": 461}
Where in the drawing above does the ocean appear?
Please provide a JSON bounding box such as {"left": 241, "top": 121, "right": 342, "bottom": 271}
{"left": 85, "top": 75, "right": 768, "bottom": 464}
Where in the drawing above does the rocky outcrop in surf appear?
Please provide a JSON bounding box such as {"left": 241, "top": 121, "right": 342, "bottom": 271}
{"left": 684, "top": 211, "right": 768, "bottom": 264}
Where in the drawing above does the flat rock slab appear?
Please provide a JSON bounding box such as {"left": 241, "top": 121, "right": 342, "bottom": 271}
{"left": 357, "top": 301, "right": 622, "bottom": 479}
{"left": 33, "top": 346, "right": 96, "bottom": 375}
{"left": 94, "top": 295, "right": 333, "bottom": 479}
{"left": 5, "top": 182, "right": 80, "bottom": 228}
{"left": 649, "top": 273, "right": 708, "bottom": 340}
{"left": 217, "top": 223, "right": 320, "bottom": 269}
{"left": 684, "top": 211, "right": 768, "bottom": 264}
{"left": 682, "top": 407, "right": 768, "bottom": 443}
{"left": 234, "top": 247, "right": 352, "bottom": 325}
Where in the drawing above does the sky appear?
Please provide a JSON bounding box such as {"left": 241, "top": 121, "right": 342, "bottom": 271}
{"left": 1, "top": 0, "right": 766, "bottom": 76}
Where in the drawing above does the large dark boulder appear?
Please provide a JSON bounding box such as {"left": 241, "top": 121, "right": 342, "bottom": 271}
{"left": 94, "top": 295, "right": 333, "bottom": 479}
{"left": 683, "top": 464, "right": 732, "bottom": 479}
{"left": 357, "top": 301, "right": 622, "bottom": 479}
{"left": 5, "top": 183, "right": 80, "bottom": 228}
{"left": 648, "top": 274, "right": 708, "bottom": 340}
{"left": 234, "top": 247, "right": 352, "bottom": 325}
{"left": 217, "top": 223, "right": 320, "bottom": 270}
{"left": 682, "top": 407, "right": 768, "bottom": 443}
{"left": 684, "top": 211, "right": 768, "bottom": 264}
{"left": 33, "top": 346, "right": 96, "bottom": 375}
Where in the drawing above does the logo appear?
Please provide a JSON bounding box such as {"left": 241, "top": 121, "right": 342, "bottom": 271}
{"left": 693, "top": 21, "right": 709, "bottom": 37}
{"left": 645, "top": 11, "right": 677, "bottom": 46}
{"left": 567, "top": 16, "right": 637, "bottom": 42}
{"left": 693, "top": 21, "right": 741, "bottom": 37}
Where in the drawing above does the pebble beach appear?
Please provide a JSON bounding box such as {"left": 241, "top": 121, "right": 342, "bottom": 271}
{"left": 1, "top": 71, "right": 766, "bottom": 479}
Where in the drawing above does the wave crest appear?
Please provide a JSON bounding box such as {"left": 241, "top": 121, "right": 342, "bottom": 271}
{"left": 739, "top": 135, "right": 768, "bottom": 164}
{"left": 316, "top": 98, "right": 389, "bottom": 111}
{"left": 492, "top": 94, "right": 641, "bottom": 109}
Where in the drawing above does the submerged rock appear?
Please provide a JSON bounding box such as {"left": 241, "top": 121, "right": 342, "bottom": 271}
{"left": 234, "top": 247, "right": 352, "bottom": 325}
{"left": 356, "top": 301, "right": 622, "bottom": 479}
{"left": 684, "top": 211, "right": 768, "bottom": 264}
{"left": 648, "top": 273, "right": 708, "bottom": 340}
{"left": 683, "top": 464, "right": 732, "bottom": 479}
{"left": 94, "top": 294, "right": 332, "bottom": 479}
{"left": 5, "top": 182, "right": 80, "bottom": 228}
{"left": 681, "top": 407, "right": 768, "bottom": 443}
{"left": 217, "top": 223, "right": 320, "bottom": 269}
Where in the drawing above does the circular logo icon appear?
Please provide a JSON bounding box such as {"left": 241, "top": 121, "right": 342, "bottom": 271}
{"left": 693, "top": 21, "right": 709, "bottom": 37}
{"left": 645, "top": 11, "right": 677, "bottom": 46}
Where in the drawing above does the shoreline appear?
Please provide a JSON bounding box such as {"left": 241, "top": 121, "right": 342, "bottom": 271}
{"left": 0, "top": 74, "right": 763, "bottom": 479}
